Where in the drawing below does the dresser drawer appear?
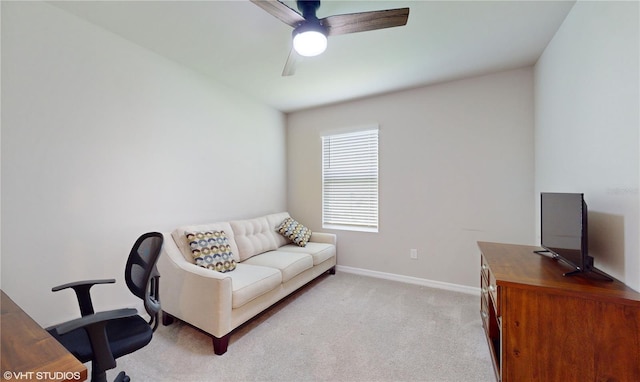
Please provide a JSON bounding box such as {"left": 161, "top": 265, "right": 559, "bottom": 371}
{"left": 481, "top": 255, "right": 490, "bottom": 280}
{"left": 481, "top": 292, "right": 489, "bottom": 329}
{"left": 481, "top": 255, "right": 500, "bottom": 317}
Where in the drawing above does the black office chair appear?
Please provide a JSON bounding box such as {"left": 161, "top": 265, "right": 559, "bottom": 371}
{"left": 47, "top": 232, "right": 164, "bottom": 382}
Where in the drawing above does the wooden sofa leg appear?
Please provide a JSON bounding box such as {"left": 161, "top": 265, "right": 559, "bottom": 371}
{"left": 212, "top": 334, "right": 230, "bottom": 355}
{"left": 162, "top": 311, "right": 175, "bottom": 326}
{"left": 328, "top": 266, "right": 336, "bottom": 275}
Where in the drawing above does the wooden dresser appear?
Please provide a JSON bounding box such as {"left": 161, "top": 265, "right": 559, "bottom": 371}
{"left": 478, "top": 241, "right": 640, "bottom": 382}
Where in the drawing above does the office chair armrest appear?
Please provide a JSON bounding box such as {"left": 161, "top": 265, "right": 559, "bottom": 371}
{"left": 52, "top": 279, "right": 116, "bottom": 292}
{"left": 52, "top": 308, "right": 137, "bottom": 377}
{"left": 54, "top": 308, "right": 138, "bottom": 335}
{"left": 52, "top": 279, "right": 116, "bottom": 316}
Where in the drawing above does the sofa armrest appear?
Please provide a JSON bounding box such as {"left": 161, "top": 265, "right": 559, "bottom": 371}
{"left": 310, "top": 232, "right": 337, "bottom": 246}
{"left": 157, "top": 233, "right": 233, "bottom": 337}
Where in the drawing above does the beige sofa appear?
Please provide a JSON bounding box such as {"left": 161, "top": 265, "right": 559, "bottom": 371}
{"left": 157, "top": 212, "right": 336, "bottom": 355}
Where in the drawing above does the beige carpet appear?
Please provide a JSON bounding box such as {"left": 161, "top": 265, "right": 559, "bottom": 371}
{"left": 106, "top": 272, "right": 495, "bottom": 382}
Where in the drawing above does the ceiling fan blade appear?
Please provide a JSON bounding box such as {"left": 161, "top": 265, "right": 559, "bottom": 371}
{"left": 322, "top": 8, "right": 410, "bottom": 36}
{"left": 282, "top": 47, "right": 300, "bottom": 76}
{"left": 251, "top": 0, "right": 305, "bottom": 28}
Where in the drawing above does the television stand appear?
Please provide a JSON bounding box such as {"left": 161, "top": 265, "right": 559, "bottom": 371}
{"left": 479, "top": 241, "right": 640, "bottom": 382}
{"left": 563, "top": 265, "right": 615, "bottom": 282}
{"left": 562, "top": 268, "right": 582, "bottom": 276}
{"left": 533, "top": 250, "right": 614, "bottom": 281}
{"left": 562, "top": 255, "right": 614, "bottom": 281}
{"left": 532, "top": 249, "right": 559, "bottom": 260}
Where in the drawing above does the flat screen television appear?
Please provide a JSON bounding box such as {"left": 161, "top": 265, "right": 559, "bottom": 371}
{"left": 539, "top": 192, "right": 612, "bottom": 281}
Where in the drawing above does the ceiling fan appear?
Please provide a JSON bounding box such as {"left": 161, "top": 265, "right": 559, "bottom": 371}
{"left": 251, "top": 0, "right": 410, "bottom": 76}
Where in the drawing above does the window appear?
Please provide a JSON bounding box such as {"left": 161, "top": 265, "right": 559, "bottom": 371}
{"left": 322, "top": 128, "right": 379, "bottom": 232}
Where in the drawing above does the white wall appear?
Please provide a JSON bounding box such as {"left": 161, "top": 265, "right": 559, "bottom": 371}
{"left": 1, "top": 2, "right": 286, "bottom": 326}
{"left": 287, "top": 68, "right": 535, "bottom": 288}
{"left": 535, "top": 1, "right": 639, "bottom": 291}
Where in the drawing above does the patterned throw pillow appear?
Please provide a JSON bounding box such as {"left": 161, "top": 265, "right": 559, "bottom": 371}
{"left": 276, "top": 217, "right": 312, "bottom": 247}
{"left": 185, "top": 230, "right": 236, "bottom": 273}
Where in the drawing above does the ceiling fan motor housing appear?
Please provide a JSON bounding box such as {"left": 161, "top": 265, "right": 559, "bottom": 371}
{"left": 292, "top": 19, "right": 328, "bottom": 38}
{"left": 297, "top": 0, "right": 321, "bottom": 20}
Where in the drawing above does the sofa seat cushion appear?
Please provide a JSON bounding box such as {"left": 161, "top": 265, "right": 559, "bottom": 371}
{"left": 279, "top": 243, "right": 336, "bottom": 266}
{"left": 242, "top": 251, "right": 313, "bottom": 283}
{"left": 228, "top": 264, "right": 282, "bottom": 309}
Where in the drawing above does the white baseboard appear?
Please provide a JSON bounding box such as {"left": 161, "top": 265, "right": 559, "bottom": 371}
{"left": 336, "top": 265, "right": 480, "bottom": 296}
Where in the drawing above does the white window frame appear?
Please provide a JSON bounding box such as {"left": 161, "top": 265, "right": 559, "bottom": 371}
{"left": 321, "top": 127, "right": 379, "bottom": 232}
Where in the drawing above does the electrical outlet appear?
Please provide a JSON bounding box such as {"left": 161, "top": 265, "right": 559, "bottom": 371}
{"left": 410, "top": 249, "right": 418, "bottom": 260}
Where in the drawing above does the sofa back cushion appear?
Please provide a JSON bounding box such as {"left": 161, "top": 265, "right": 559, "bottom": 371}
{"left": 230, "top": 216, "right": 278, "bottom": 261}
{"left": 265, "top": 212, "right": 293, "bottom": 247}
{"left": 171, "top": 222, "right": 240, "bottom": 263}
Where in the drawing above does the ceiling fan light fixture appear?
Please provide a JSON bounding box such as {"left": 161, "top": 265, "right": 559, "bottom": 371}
{"left": 292, "top": 22, "right": 327, "bottom": 57}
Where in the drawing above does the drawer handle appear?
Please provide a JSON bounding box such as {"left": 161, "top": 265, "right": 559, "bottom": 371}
{"left": 481, "top": 264, "right": 488, "bottom": 271}
{"left": 481, "top": 311, "right": 488, "bottom": 319}
{"left": 481, "top": 287, "right": 488, "bottom": 294}
{"left": 488, "top": 285, "right": 496, "bottom": 292}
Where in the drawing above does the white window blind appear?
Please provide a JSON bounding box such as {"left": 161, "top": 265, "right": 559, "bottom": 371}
{"left": 322, "top": 129, "right": 378, "bottom": 232}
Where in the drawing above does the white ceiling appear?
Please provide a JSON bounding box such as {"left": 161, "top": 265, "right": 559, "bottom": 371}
{"left": 50, "top": 0, "right": 576, "bottom": 113}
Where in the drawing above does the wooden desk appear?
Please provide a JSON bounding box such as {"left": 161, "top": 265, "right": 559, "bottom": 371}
{"left": 478, "top": 242, "right": 640, "bottom": 382}
{"left": 1, "top": 290, "right": 87, "bottom": 382}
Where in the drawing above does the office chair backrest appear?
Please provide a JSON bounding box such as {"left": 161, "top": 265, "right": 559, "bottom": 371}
{"left": 125, "top": 232, "right": 164, "bottom": 331}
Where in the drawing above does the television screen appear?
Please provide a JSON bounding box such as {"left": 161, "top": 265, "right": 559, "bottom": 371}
{"left": 540, "top": 192, "right": 585, "bottom": 270}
